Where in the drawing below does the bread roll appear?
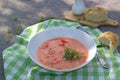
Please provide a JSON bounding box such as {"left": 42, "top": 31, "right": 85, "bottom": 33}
{"left": 97, "top": 31, "right": 119, "bottom": 51}
{"left": 85, "top": 7, "right": 108, "bottom": 22}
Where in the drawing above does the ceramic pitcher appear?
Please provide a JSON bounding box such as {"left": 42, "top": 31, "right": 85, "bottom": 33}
{"left": 72, "top": 0, "right": 86, "bottom": 15}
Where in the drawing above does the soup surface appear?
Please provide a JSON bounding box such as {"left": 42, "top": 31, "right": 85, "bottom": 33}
{"left": 36, "top": 37, "right": 88, "bottom": 70}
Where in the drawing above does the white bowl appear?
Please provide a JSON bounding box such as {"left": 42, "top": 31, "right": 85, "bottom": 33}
{"left": 28, "top": 27, "right": 97, "bottom": 73}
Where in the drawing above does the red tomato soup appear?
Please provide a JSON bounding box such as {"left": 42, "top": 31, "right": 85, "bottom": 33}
{"left": 36, "top": 37, "right": 88, "bottom": 70}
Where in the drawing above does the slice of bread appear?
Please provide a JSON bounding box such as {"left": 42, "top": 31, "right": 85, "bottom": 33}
{"left": 97, "top": 31, "right": 119, "bottom": 51}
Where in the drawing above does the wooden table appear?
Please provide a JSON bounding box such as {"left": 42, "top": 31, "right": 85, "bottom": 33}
{"left": 0, "top": 0, "right": 120, "bottom": 79}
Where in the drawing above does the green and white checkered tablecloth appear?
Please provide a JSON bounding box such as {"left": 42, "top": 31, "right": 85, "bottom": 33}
{"left": 2, "top": 19, "right": 120, "bottom": 80}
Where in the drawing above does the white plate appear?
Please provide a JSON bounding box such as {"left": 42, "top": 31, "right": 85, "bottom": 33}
{"left": 28, "top": 27, "right": 97, "bottom": 72}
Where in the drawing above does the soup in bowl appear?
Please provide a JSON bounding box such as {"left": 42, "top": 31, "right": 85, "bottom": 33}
{"left": 28, "top": 27, "right": 97, "bottom": 73}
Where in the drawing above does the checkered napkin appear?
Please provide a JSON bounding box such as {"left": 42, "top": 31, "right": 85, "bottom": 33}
{"left": 2, "top": 19, "right": 120, "bottom": 80}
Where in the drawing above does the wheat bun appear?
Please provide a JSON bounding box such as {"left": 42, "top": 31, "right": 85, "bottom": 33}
{"left": 85, "top": 7, "right": 108, "bottom": 22}
{"left": 97, "top": 31, "right": 119, "bottom": 51}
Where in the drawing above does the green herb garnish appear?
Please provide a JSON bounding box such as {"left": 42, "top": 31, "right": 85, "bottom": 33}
{"left": 13, "top": 16, "right": 18, "bottom": 21}
{"left": 14, "top": 24, "right": 23, "bottom": 35}
{"left": 39, "top": 16, "right": 45, "bottom": 22}
{"left": 97, "top": 44, "right": 109, "bottom": 48}
{"left": 97, "top": 44, "right": 106, "bottom": 47}
{"left": 63, "top": 48, "right": 80, "bottom": 60}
